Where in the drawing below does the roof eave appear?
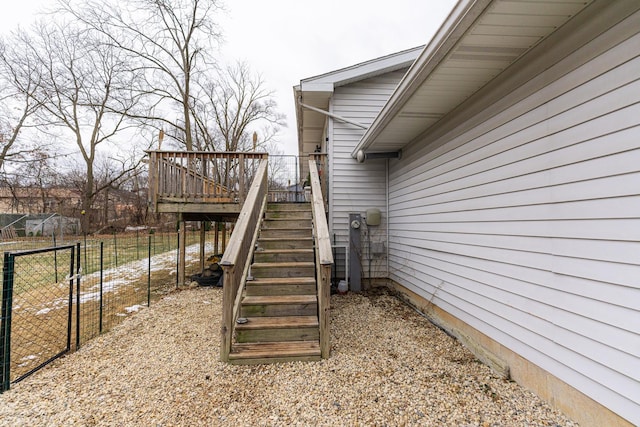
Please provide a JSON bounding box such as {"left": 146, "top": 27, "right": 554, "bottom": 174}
{"left": 352, "top": 0, "right": 486, "bottom": 158}
{"left": 295, "top": 46, "right": 424, "bottom": 158}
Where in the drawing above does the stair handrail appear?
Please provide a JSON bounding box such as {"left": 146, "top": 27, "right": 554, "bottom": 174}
{"left": 219, "top": 158, "right": 269, "bottom": 362}
{"left": 308, "top": 159, "right": 333, "bottom": 358}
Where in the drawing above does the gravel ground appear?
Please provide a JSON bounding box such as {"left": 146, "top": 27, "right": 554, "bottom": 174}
{"left": 0, "top": 286, "right": 578, "bottom": 426}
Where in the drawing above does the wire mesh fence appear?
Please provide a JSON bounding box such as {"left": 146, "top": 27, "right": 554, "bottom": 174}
{"left": 268, "top": 155, "right": 305, "bottom": 202}
{"left": 1, "top": 245, "right": 76, "bottom": 390}
{"left": 0, "top": 227, "right": 221, "bottom": 391}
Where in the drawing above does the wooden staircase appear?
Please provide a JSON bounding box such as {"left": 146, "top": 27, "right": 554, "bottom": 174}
{"left": 228, "top": 203, "right": 322, "bottom": 364}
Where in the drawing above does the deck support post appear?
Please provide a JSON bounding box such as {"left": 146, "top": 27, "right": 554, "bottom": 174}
{"left": 222, "top": 223, "right": 227, "bottom": 252}
{"left": 214, "top": 222, "right": 219, "bottom": 254}
{"left": 199, "top": 221, "right": 206, "bottom": 272}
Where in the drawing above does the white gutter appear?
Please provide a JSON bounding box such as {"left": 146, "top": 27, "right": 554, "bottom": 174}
{"left": 299, "top": 102, "right": 368, "bottom": 130}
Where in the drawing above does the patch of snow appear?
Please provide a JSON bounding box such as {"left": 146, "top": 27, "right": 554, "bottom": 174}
{"left": 29, "top": 242, "right": 214, "bottom": 315}
{"left": 35, "top": 308, "right": 53, "bottom": 315}
{"left": 125, "top": 305, "right": 144, "bottom": 313}
{"left": 125, "top": 226, "right": 148, "bottom": 232}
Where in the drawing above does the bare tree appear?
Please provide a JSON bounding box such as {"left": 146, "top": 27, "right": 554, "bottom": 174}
{"left": 27, "top": 21, "right": 146, "bottom": 232}
{"left": 190, "top": 61, "right": 286, "bottom": 191}
{"left": 58, "top": 0, "right": 223, "bottom": 151}
{"left": 192, "top": 61, "right": 286, "bottom": 152}
{"left": 0, "top": 29, "right": 45, "bottom": 172}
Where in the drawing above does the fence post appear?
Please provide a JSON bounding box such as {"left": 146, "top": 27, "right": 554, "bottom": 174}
{"left": 1, "top": 253, "right": 15, "bottom": 392}
{"left": 199, "top": 223, "right": 205, "bottom": 273}
{"left": 148, "top": 235, "right": 151, "bottom": 307}
{"left": 53, "top": 232, "right": 58, "bottom": 283}
{"left": 76, "top": 243, "right": 81, "bottom": 350}
{"left": 99, "top": 242, "right": 104, "bottom": 334}
{"left": 176, "top": 231, "right": 180, "bottom": 288}
{"left": 67, "top": 246, "right": 75, "bottom": 354}
{"left": 113, "top": 231, "right": 118, "bottom": 268}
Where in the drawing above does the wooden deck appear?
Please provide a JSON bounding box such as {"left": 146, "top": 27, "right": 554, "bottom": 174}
{"left": 147, "top": 151, "right": 267, "bottom": 221}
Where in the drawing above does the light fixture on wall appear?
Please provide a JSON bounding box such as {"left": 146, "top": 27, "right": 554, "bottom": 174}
{"left": 356, "top": 150, "right": 401, "bottom": 163}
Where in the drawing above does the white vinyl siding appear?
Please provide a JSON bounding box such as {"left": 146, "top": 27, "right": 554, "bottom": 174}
{"left": 387, "top": 10, "right": 640, "bottom": 425}
{"left": 329, "top": 71, "right": 406, "bottom": 278}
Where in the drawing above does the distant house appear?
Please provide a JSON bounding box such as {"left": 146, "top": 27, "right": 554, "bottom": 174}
{"left": 295, "top": 1, "right": 640, "bottom": 426}
{"left": 0, "top": 185, "right": 146, "bottom": 231}
{"left": 0, "top": 187, "right": 82, "bottom": 215}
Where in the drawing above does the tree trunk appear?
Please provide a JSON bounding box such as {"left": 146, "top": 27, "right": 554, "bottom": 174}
{"left": 82, "top": 166, "right": 95, "bottom": 234}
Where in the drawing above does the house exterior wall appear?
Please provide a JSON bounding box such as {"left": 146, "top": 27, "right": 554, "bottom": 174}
{"left": 386, "top": 6, "right": 640, "bottom": 425}
{"left": 329, "top": 70, "right": 406, "bottom": 279}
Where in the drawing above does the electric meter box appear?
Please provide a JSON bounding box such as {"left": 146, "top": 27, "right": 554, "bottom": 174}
{"left": 365, "top": 208, "right": 381, "bottom": 226}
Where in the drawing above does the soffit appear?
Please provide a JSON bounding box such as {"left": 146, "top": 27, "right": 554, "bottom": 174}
{"left": 295, "top": 47, "right": 423, "bottom": 157}
{"left": 354, "top": 0, "right": 595, "bottom": 156}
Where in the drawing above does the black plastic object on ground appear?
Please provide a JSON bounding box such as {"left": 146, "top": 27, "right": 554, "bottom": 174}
{"left": 190, "top": 263, "right": 223, "bottom": 287}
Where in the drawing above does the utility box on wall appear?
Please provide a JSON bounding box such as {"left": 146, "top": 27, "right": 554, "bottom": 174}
{"left": 365, "top": 208, "right": 381, "bottom": 226}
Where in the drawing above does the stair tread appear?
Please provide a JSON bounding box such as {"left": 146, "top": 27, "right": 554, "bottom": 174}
{"left": 248, "top": 277, "right": 316, "bottom": 284}
{"left": 258, "top": 237, "right": 312, "bottom": 241}
{"left": 256, "top": 249, "right": 313, "bottom": 254}
{"left": 261, "top": 228, "right": 311, "bottom": 232}
{"left": 252, "top": 261, "right": 315, "bottom": 268}
{"left": 235, "top": 316, "right": 319, "bottom": 330}
{"left": 264, "top": 218, "right": 311, "bottom": 221}
{"left": 230, "top": 341, "right": 320, "bottom": 359}
{"left": 242, "top": 295, "right": 317, "bottom": 305}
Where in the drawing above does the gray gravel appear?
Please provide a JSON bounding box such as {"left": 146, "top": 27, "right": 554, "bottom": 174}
{"left": 0, "top": 286, "right": 578, "bottom": 426}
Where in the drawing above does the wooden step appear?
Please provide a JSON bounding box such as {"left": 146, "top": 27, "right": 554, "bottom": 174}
{"left": 260, "top": 228, "right": 311, "bottom": 238}
{"left": 235, "top": 316, "right": 319, "bottom": 342}
{"left": 262, "top": 218, "right": 312, "bottom": 229}
{"left": 241, "top": 295, "right": 317, "bottom": 317}
{"left": 267, "top": 203, "right": 311, "bottom": 212}
{"left": 229, "top": 341, "right": 321, "bottom": 364}
{"left": 257, "top": 237, "right": 313, "bottom": 250}
{"left": 265, "top": 210, "right": 312, "bottom": 220}
{"left": 246, "top": 277, "right": 316, "bottom": 296}
{"left": 251, "top": 262, "right": 315, "bottom": 278}
{"left": 254, "top": 249, "right": 314, "bottom": 263}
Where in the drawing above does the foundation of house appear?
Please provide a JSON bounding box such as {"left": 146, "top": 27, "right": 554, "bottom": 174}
{"left": 381, "top": 279, "right": 633, "bottom": 427}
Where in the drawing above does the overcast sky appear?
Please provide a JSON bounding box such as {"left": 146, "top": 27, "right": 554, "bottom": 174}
{"left": 1, "top": 0, "right": 457, "bottom": 155}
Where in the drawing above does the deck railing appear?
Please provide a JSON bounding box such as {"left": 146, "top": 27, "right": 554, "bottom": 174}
{"left": 219, "top": 158, "right": 268, "bottom": 362}
{"left": 309, "top": 159, "right": 333, "bottom": 358}
{"left": 147, "top": 151, "right": 267, "bottom": 211}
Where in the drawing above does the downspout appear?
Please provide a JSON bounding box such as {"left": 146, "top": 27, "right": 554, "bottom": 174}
{"left": 386, "top": 159, "right": 390, "bottom": 278}
{"left": 299, "top": 102, "right": 368, "bottom": 130}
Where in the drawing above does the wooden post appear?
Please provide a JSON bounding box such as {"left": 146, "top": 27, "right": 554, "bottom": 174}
{"left": 178, "top": 214, "right": 186, "bottom": 287}
{"left": 200, "top": 221, "right": 206, "bottom": 272}
{"left": 149, "top": 151, "right": 159, "bottom": 211}
{"left": 320, "top": 264, "right": 332, "bottom": 358}
{"left": 239, "top": 153, "right": 245, "bottom": 203}
{"left": 221, "top": 222, "right": 227, "bottom": 252}
{"left": 214, "top": 221, "right": 219, "bottom": 255}
{"left": 220, "top": 264, "right": 234, "bottom": 362}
